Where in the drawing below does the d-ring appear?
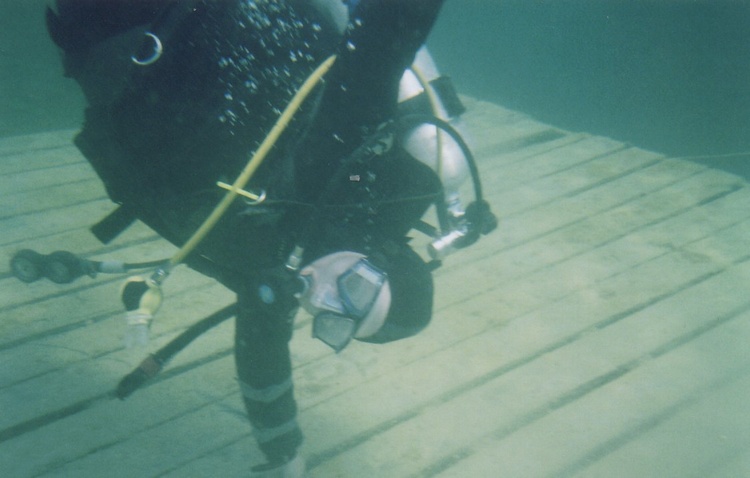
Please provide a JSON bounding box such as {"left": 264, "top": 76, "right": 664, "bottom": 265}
{"left": 131, "top": 32, "right": 163, "bottom": 66}
{"left": 244, "top": 188, "right": 267, "bottom": 206}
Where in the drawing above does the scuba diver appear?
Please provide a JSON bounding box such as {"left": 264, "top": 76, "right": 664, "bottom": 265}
{"left": 28, "top": 0, "right": 495, "bottom": 476}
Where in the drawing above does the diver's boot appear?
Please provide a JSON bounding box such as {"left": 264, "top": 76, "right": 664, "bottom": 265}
{"left": 250, "top": 454, "right": 306, "bottom": 478}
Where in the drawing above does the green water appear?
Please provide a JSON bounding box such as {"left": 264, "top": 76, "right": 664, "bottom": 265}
{"left": 0, "top": 0, "right": 83, "bottom": 137}
{"left": 429, "top": 0, "right": 750, "bottom": 176}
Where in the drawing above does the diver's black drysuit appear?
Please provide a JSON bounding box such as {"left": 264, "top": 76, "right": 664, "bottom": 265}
{"left": 47, "top": 0, "right": 445, "bottom": 466}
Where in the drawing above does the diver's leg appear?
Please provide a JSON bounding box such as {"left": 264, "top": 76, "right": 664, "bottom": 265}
{"left": 235, "top": 288, "right": 303, "bottom": 473}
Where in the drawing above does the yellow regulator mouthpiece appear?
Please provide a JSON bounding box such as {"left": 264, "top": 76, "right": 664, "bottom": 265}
{"left": 121, "top": 275, "right": 163, "bottom": 348}
{"left": 121, "top": 276, "right": 163, "bottom": 325}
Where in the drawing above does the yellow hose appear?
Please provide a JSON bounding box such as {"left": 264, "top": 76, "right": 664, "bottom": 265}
{"left": 168, "top": 55, "right": 337, "bottom": 267}
{"left": 410, "top": 64, "right": 445, "bottom": 179}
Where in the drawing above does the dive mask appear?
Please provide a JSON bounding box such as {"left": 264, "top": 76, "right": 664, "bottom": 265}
{"left": 298, "top": 251, "right": 391, "bottom": 352}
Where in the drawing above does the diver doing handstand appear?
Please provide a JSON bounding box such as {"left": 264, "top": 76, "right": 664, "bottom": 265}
{"left": 12, "top": 1, "right": 496, "bottom": 476}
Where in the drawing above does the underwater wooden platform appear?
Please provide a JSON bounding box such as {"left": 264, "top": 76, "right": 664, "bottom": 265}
{"left": 2, "top": 97, "right": 750, "bottom": 478}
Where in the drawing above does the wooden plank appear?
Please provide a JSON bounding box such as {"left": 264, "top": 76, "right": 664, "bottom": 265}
{"left": 0, "top": 177, "right": 105, "bottom": 220}
{"left": 431, "top": 311, "right": 750, "bottom": 478}
{"left": 159, "top": 438, "right": 264, "bottom": 478}
{"left": 707, "top": 447, "right": 750, "bottom": 478}
{"left": 0, "top": 284, "right": 232, "bottom": 435}
{"left": 0, "top": 279, "right": 232, "bottom": 388}
{"left": 424, "top": 206, "right": 750, "bottom": 476}
{"left": 445, "top": 166, "right": 750, "bottom": 281}
{"left": 50, "top": 401, "right": 250, "bottom": 478}
{"left": 0, "top": 162, "right": 101, "bottom": 198}
{"left": 0, "top": 350, "right": 244, "bottom": 478}
{"left": 479, "top": 134, "right": 626, "bottom": 189}
{"left": 0, "top": 145, "right": 83, "bottom": 177}
{"left": 0, "top": 130, "right": 75, "bottom": 158}
{"left": 460, "top": 98, "right": 555, "bottom": 152}
{"left": 438, "top": 168, "right": 746, "bottom": 310}
{"left": 437, "top": 158, "right": 702, "bottom": 277}
{"left": 569, "top": 369, "right": 750, "bottom": 478}
{"left": 0, "top": 198, "right": 113, "bottom": 246}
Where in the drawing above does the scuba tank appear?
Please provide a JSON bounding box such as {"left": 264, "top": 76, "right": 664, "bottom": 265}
{"left": 398, "top": 47, "right": 496, "bottom": 259}
{"left": 400, "top": 47, "right": 470, "bottom": 200}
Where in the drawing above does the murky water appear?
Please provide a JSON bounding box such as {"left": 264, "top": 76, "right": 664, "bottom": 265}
{"left": 0, "top": 1, "right": 83, "bottom": 136}
{"left": 429, "top": 0, "right": 750, "bottom": 175}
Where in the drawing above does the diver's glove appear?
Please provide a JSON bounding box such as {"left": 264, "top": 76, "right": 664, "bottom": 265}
{"left": 121, "top": 276, "right": 163, "bottom": 348}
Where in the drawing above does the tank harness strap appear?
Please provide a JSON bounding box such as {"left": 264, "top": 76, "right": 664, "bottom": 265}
{"left": 90, "top": 205, "right": 138, "bottom": 244}
{"left": 398, "top": 75, "right": 467, "bottom": 118}
{"left": 88, "top": 0, "right": 203, "bottom": 245}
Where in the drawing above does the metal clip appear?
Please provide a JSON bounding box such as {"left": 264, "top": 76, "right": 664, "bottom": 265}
{"left": 132, "top": 32, "right": 163, "bottom": 66}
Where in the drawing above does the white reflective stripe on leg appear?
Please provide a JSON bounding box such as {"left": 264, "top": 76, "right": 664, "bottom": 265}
{"left": 240, "top": 378, "right": 293, "bottom": 403}
{"left": 252, "top": 417, "right": 300, "bottom": 444}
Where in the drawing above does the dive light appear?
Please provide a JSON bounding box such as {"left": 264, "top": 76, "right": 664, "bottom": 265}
{"left": 9, "top": 249, "right": 166, "bottom": 284}
{"left": 10, "top": 249, "right": 97, "bottom": 284}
